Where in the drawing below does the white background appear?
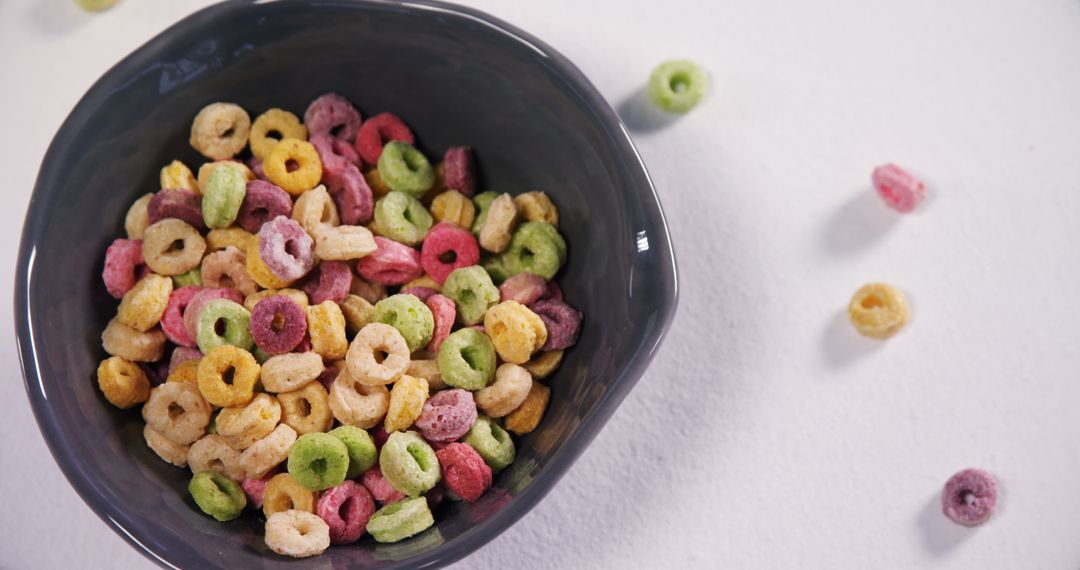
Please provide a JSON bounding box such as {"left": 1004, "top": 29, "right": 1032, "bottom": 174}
{"left": 2, "top": 0, "right": 1079, "bottom": 568}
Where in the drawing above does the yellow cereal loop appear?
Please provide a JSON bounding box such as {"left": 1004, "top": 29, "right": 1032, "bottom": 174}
{"left": 278, "top": 381, "right": 333, "bottom": 435}
{"left": 504, "top": 382, "right": 551, "bottom": 436}
{"left": 125, "top": 193, "right": 154, "bottom": 240}
{"left": 430, "top": 190, "right": 476, "bottom": 230}
{"left": 198, "top": 160, "right": 255, "bottom": 194}
{"left": 406, "top": 359, "right": 445, "bottom": 391}
{"left": 264, "top": 139, "right": 322, "bottom": 196}
{"left": 483, "top": 301, "right": 548, "bottom": 364}
{"left": 263, "top": 473, "right": 316, "bottom": 518}
{"left": 216, "top": 393, "right": 281, "bottom": 450}
{"left": 197, "top": 345, "right": 260, "bottom": 408}
{"left": 339, "top": 295, "right": 374, "bottom": 336}
{"left": 244, "top": 288, "right": 309, "bottom": 312}
{"left": 246, "top": 237, "right": 295, "bottom": 289}
{"left": 96, "top": 356, "right": 150, "bottom": 409}
{"left": 292, "top": 185, "right": 340, "bottom": 235}
{"left": 364, "top": 168, "right": 391, "bottom": 197}
{"left": 190, "top": 102, "right": 251, "bottom": 161}
{"left": 402, "top": 275, "right": 441, "bottom": 293}
{"left": 249, "top": 108, "right": 308, "bottom": 160}
{"left": 384, "top": 375, "right": 429, "bottom": 433}
{"left": 207, "top": 227, "right": 254, "bottom": 253}
{"left": 328, "top": 368, "right": 390, "bottom": 428}
{"left": 117, "top": 274, "right": 173, "bottom": 332}
{"left": 167, "top": 359, "right": 202, "bottom": 385}
{"left": 848, "top": 282, "right": 910, "bottom": 339}
{"left": 513, "top": 191, "right": 559, "bottom": 227}
{"left": 160, "top": 160, "right": 199, "bottom": 192}
{"left": 142, "top": 219, "right": 207, "bottom": 276}
{"left": 479, "top": 193, "right": 519, "bottom": 253}
{"left": 522, "top": 350, "right": 564, "bottom": 380}
{"left": 307, "top": 301, "right": 348, "bottom": 360}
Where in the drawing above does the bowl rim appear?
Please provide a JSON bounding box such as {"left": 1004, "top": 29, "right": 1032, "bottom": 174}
{"left": 14, "top": 0, "right": 680, "bottom": 567}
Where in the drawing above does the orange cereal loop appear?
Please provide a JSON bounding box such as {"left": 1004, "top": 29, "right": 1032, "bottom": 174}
{"left": 206, "top": 227, "right": 254, "bottom": 253}
{"left": 197, "top": 345, "right": 260, "bottom": 407}
{"left": 246, "top": 237, "right": 295, "bottom": 289}
{"left": 167, "top": 359, "right": 202, "bottom": 385}
{"left": 483, "top": 301, "right": 548, "bottom": 364}
{"left": 198, "top": 160, "right": 255, "bottom": 194}
{"left": 307, "top": 301, "right": 348, "bottom": 360}
{"left": 264, "top": 139, "right": 322, "bottom": 196}
{"left": 522, "top": 350, "right": 564, "bottom": 380}
{"left": 503, "top": 382, "right": 551, "bottom": 436}
{"left": 848, "top": 283, "right": 910, "bottom": 339}
{"left": 96, "top": 356, "right": 150, "bottom": 409}
{"left": 125, "top": 193, "right": 154, "bottom": 240}
{"left": 160, "top": 160, "right": 199, "bottom": 192}
{"left": 364, "top": 168, "right": 391, "bottom": 197}
{"left": 190, "top": 102, "right": 251, "bottom": 161}
{"left": 513, "top": 191, "right": 559, "bottom": 227}
{"left": 402, "top": 275, "right": 442, "bottom": 293}
{"left": 263, "top": 473, "right": 316, "bottom": 518}
{"left": 278, "top": 381, "right": 333, "bottom": 435}
{"left": 249, "top": 108, "right": 308, "bottom": 160}
{"left": 430, "top": 190, "right": 476, "bottom": 230}
{"left": 117, "top": 273, "right": 173, "bottom": 332}
{"left": 101, "top": 318, "right": 167, "bottom": 362}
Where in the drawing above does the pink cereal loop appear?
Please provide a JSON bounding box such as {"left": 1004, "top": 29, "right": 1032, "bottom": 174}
{"left": 102, "top": 239, "right": 145, "bottom": 299}
{"left": 182, "top": 287, "right": 243, "bottom": 340}
{"left": 316, "top": 481, "right": 376, "bottom": 544}
{"left": 356, "top": 237, "right": 423, "bottom": 286}
{"left": 425, "top": 294, "right": 456, "bottom": 353}
{"left": 302, "top": 260, "right": 353, "bottom": 304}
{"left": 304, "top": 93, "right": 362, "bottom": 143}
{"left": 161, "top": 286, "right": 204, "bottom": 347}
{"left": 360, "top": 466, "right": 406, "bottom": 505}
{"left": 872, "top": 163, "right": 925, "bottom": 213}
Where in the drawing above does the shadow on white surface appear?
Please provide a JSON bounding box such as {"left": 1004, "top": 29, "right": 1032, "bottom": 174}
{"left": 916, "top": 492, "right": 973, "bottom": 557}
{"left": 821, "top": 189, "right": 899, "bottom": 255}
{"left": 28, "top": 0, "right": 92, "bottom": 35}
{"left": 819, "top": 311, "right": 884, "bottom": 368}
{"left": 615, "top": 88, "right": 682, "bottom": 133}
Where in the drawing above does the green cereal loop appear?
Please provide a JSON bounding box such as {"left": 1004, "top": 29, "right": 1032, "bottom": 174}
{"left": 287, "top": 432, "right": 350, "bottom": 491}
{"left": 252, "top": 346, "right": 272, "bottom": 364}
{"left": 206, "top": 409, "right": 220, "bottom": 434}
{"left": 372, "top": 294, "right": 435, "bottom": 353}
{"left": 373, "top": 191, "right": 433, "bottom": 246}
{"left": 470, "top": 191, "right": 499, "bottom": 234}
{"left": 366, "top": 496, "right": 434, "bottom": 543}
{"left": 328, "top": 425, "right": 377, "bottom": 479}
{"left": 379, "top": 431, "right": 441, "bottom": 496}
{"left": 442, "top": 266, "right": 499, "bottom": 325}
{"left": 189, "top": 471, "right": 246, "bottom": 522}
{"left": 464, "top": 415, "right": 515, "bottom": 471}
{"left": 503, "top": 222, "right": 567, "bottom": 280}
{"left": 437, "top": 328, "right": 496, "bottom": 391}
{"left": 647, "top": 59, "right": 707, "bottom": 114}
{"left": 480, "top": 252, "right": 509, "bottom": 285}
{"left": 202, "top": 165, "right": 247, "bottom": 229}
{"left": 196, "top": 299, "right": 253, "bottom": 353}
{"left": 172, "top": 267, "right": 202, "bottom": 288}
{"left": 377, "top": 141, "right": 435, "bottom": 198}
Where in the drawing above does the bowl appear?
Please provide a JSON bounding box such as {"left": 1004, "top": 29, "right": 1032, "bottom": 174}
{"left": 14, "top": 0, "right": 678, "bottom": 567}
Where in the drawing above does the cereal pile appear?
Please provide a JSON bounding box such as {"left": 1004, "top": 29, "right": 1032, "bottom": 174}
{"left": 96, "top": 93, "right": 582, "bottom": 557}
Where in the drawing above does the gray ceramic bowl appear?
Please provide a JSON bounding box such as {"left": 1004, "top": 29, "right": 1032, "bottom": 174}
{"left": 14, "top": 0, "right": 677, "bottom": 567}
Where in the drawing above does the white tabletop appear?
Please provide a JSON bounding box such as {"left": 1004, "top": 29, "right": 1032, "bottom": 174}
{"left": 3, "top": 0, "right": 1079, "bottom": 568}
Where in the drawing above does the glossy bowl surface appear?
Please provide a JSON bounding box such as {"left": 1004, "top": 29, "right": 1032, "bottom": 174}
{"left": 14, "top": 1, "right": 677, "bottom": 567}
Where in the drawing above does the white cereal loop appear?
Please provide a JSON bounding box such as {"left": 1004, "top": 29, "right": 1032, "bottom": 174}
{"left": 260, "top": 352, "right": 325, "bottom": 393}
{"left": 190, "top": 102, "right": 252, "bottom": 161}
{"left": 141, "top": 382, "right": 212, "bottom": 445}
{"left": 475, "top": 363, "right": 533, "bottom": 417}
{"left": 125, "top": 193, "right": 154, "bottom": 240}
{"left": 188, "top": 434, "right": 245, "bottom": 480}
{"left": 328, "top": 368, "right": 390, "bottom": 429}
{"left": 240, "top": 423, "right": 297, "bottom": 479}
{"left": 345, "top": 322, "right": 410, "bottom": 386}
{"left": 292, "top": 185, "right": 340, "bottom": 236}
{"left": 478, "top": 193, "right": 519, "bottom": 253}
{"left": 406, "top": 359, "right": 445, "bottom": 391}
{"left": 264, "top": 510, "right": 331, "bottom": 558}
{"left": 143, "top": 425, "right": 190, "bottom": 467}
{"left": 313, "top": 224, "right": 377, "bottom": 260}
{"left": 216, "top": 393, "right": 281, "bottom": 450}
{"left": 101, "top": 318, "right": 167, "bottom": 362}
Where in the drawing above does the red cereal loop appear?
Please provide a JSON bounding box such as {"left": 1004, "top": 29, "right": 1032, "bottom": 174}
{"left": 330, "top": 166, "right": 375, "bottom": 226}
{"left": 102, "top": 239, "right": 145, "bottom": 299}
{"left": 415, "top": 388, "right": 476, "bottom": 442}
{"left": 420, "top": 223, "right": 481, "bottom": 284}
{"left": 401, "top": 287, "right": 437, "bottom": 302}
{"left": 529, "top": 299, "right": 582, "bottom": 350}
{"left": 425, "top": 294, "right": 455, "bottom": 353}
{"left": 356, "top": 237, "right": 423, "bottom": 286}
{"left": 442, "top": 146, "right": 477, "bottom": 197}
{"left": 499, "top": 273, "right": 547, "bottom": 306}
{"left": 302, "top": 260, "right": 353, "bottom": 304}
{"left": 316, "top": 362, "right": 339, "bottom": 392}
{"left": 872, "top": 163, "right": 925, "bottom": 213}
{"left": 161, "top": 286, "right": 204, "bottom": 347}
{"left": 354, "top": 112, "right": 414, "bottom": 165}
{"left": 304, "top": 93, "right": 362, "bottom": 143}
{"left": 182, "top": 287, "right": 243, "bottom": 340}
{"left": 316, "top": 481, "right": 376, "bottom": 545}
{"left": 250, "top": 295, "right": 308, "bottom": 355}
{"left": 241, "top": 466, "right": 281, "bottom": 510}
{"left": 237, "top": 180, "right": 293, "bottom": 233}
{"left": 436, "top": 443, "right": 492, "bottom": 502}
{"left": 360, "top": 466, "right": 406, "bottom": 505}
{"left": 148, "top": 189, "right": 206, "bottom": 231}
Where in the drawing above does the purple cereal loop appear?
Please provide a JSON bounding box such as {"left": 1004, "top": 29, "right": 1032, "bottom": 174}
{"left": 302, "top": 260, "right": 353, "bottom": 304}
{"left": 247, "top": 157, "right": 269, "bottom": 181}
{"left": 147, "top": 189, "right": 206, "bottom": 231}
{"left": 414, "top": 389, "right": 478, "bottom": 442}
{"left": 182, "top": 287, "right": 243, "bottom": 341}
{"left": 102, "top": 238, "right": 144, "bottom": 299}
{"left": 316, "top": 362, "right": 339, "bottom": 392}
{"left": 425, "top": 294, "right": 455, "bottom": 353}
{"left": 499, "top": 273, "right": 547, "bottom": 306}
{"left": 540, "top": 281, "right": 563, "bottom": 302}
{"left": 310, "top": 133, "right": 351, "bottom": 192}
{"left": 942, "top": 468, "right": 998, "bottom": 527}
{"left": 258, "top": 215, "right": 316, "bottom": 281}
{"left": 139, "top": 360, "right": 169, "bottom": 387}
{"left": 442, "top": 146, "right": 476, "bottom": 197}
{"left": 330, "top": 166, "right": 374, "bottom": 225}
{"left": 400, "top": 287, "right": 437, "bottom": 302}
{"left": 316, "top": 481, "right": 375, "bottom": 545}
{"left": 304, "top": 93, "right": 362, "bottom": 142}
{"left": 161, "top": 285, "right": 204, "bottom": 347}
{"left": 237, "top": 180, "right": 293, "bottom": 233}
{"left": 529, "top": 299, "right": 582, "bottom": 350}
{"left": 249, "top": 295, "right": 308, "bottom": 355}
{"left": 169, "top": 346, "right": 204, "bottom": 373}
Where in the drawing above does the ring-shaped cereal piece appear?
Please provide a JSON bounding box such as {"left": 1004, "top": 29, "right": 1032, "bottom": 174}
{"left": 470, "top": 191, "right": 498, "bottom": 235}
{"left": 480, "top": 252, "right": 509, "bottom": 285}
{"left": 258, "top": 216, "right": 316, "bottom": 282}
{"left": 216, "top": 393, "right": 281, "bottom": 450}
{"left": 206, "top": 227, "right": 254, "bottom": 253}
{"left": 513, "top": 191, "right": 559, "bottom": 227}
{"left": 345, "top": 323, "right": 410, "bottom": 386}
{"left": 942, "top": 468, "right": 998, "bottom": 526}
{"left": 292, "top": 185, "right": 340, "bottom": 235}
{"left": 167, "top": 359, "right": 201, "bottom": 385}
{"left": 237, "top": 180, "right": 293, "bottom": 233}
{"left": 183, "top": 287, "right": 244, "bottom": 341}
{"left": 463, "top": 415, "right": 515, "bottom": 471}
{"left": 503, "top": 222, "right": 567, "bottom": 280}
{"left": 250, "top": 295, "right": 308, "bottom": 355}
{"left": 200, "top": 247, "right": 258, "bottom": 297}
{"left": 313, "top": 224, "right": 377, "bottom": 261}
{"left": 430, "top": 190, "right": 476, "bottom": 230}
{"left": 442, "top": 266, "right": 500, "bottom": 325}
{"left": 197, "top": 345, "right": 260, "bottom": 408}
{"left": 365, "top": 496, "right": 434, "bottom": 543}
{"left": 331, "top": 167, "right": 375, "bottom": 225}
{"left": 406, "top": 359, "right": 445, "bottom": 391}
{"left": 160, "top": 160, "right": 198, "bottom": 193}
{"left": 117, "top": 274, "right": 173, "bottom": 332}
{"left": 355, "top": 112, "right": 414, "bottom": 165}
{"left": 196, "top": 299, "right": 253, "bottom": 353}
{"left": 475, "top": 363, "right": 532, "bottom": 418}
{"left": 103, "top": 238, "right": 145, "bottom": 299}
{"left": 288, "top": 432, "right": 350, "bottom": 491}
{"left": 522, "top": 349, "right": 564, "bottom": 380}
{"left": 421, "top": 222, "right": 481, "bottom": 284}
{"left": 202, "top": 164, "right": 248, "bottom": 229}
{"left": 379, "top": 431, "right": 440, "bottom": 496}
{"left": 244, "top": 288, "right": 308, "bottom": 312}
{"left": 148, "top": 189, "right": 206, "bottom": 231}
{"left": 441, "top": 146, "right": 476, "bottom": 197}
{"left": 328, "top": 425, "right": 378, "bottom": 479}
{"left": 425, "top": 294, "right": 455, "bottom": 353}
{"left": 529, "top": 299, "right": 583, "bottom": 350}
{"left": 503, "top": 381, "right": 551, "bottom": 436}
{"left": 384, "top": 375, "right": 429, "bottom": 434}
{"left": 190, "top": 102, "right": 251, "bottom": 160}
{"left": 161, "top": 286, "right": 203, "bottom": 347}
{"left": 142, "top": 382, "right": 212, "bottom": 445}
{"left": 483, "top": 301, "right": 547, "bottom": 364}
{"left": 376, "top": 141, "right": 434, "bottom": 198}
{"left": 241, "top": 466, "right": 279, "bottom": 509}
{"left": 316, "top": 481, "right": 375, "bottom": 545}
{"left": 198, "top": 160, "right": 256, "bottom": 195}
{"left": 188, "top": 434, "right": 245, "bottom": 480}
{"left": 261, "top": 352, "right": 325, "bottom": 393}
{"left": 499, "top": 273, "right": 547, "bottom": 306}
{"left": 478, "top": 193, "right": 519, "bottom": 254}
{"left": 436, "top": 442, "right": 491, "bottom": 503}
{"left": 415, "top": 388, "right": 477, "bottom": 442}
{"left": 263, "top": 473, "right": 318, "bottom": 518}
{"left": 102, "top": 318, "right": 167, "bottom": 362}
{"left": 125, "top": 193, "right": 154, "bottom": 240}
{"left": 329, "top": 368, "right": 390, "bottom": 429}
{"left": 97, "top": 356, "right": 151, "bottom": 409}
{"left": 304, "top": 93, "right": 362, "bottom": 143}
{"left": 144, "top": 425, "right": 190, "bottom": 467}
{"left": 142, "top": 219, "right": 207, "bottom": 276}
{"left": 361, "top": 466, "right": 406, "bottom": 505}
{"left": 189, "top": 471, "right": 247, "bottom": 522}
{"left": 264, "top": 139, "right": 323, "bottom": 196}
{"left": 647, "top": 60, "right": 708, "bottom": 114}
{"left": 848, "top": 282, "right": 910, "bottom": 339}
{"left": 240, "top": 423, "right": 297, "bottom": 479}
{"left": 437, "top": 328, "right": 497, "bottom": 391}
{"left": 246, "top": 233, "right": 295, "bottom": 290}
{"left": 373, "top": 191, "right": 432, "bottom": 246}
{"left": 249, "top": 108, "right": 308, "bottom": 160}
{"left": 311, "top": 133, "right": 355, "bottom": 192}
{"left": 356, "top": 236, "right": 423, "bottom": 286}
{"left": 265, "top": 510, "right": 331, "bottom": 558}
{"left": 278, "top": 381, "right": 333, "bottom": 435}
{"left": 373, "top": 294, "right": 434, "bottom": 353}
{"left": 307, "top": 300, "right": 349, "bottom": 360}
{"left": 302, "top": 260, "right": 352, "bottom": 305}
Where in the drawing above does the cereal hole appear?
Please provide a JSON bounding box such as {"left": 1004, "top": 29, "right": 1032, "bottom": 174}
{"left": 285, "top": 159, "right": 300, "bottom": 173}
{"left": 271, "top": 313, "right": 286, "bottom": 332}
{"left": 403, "top": 151, "right": 424, "bottom": 173}
{"left": 309, "top": 457, "right": 327, "bottom": 476}
{"left": 438, "top": 251, "right": 457, "bottom": 264}
{"left": 219, "top": 275, "right": 236, "bottom": 289}
{"left": 458, "top": 288, "right": 476, "bottom": 305}
{"left": 298, "top": 398, "right": 312, "bottom": 417}
{"left": 373, "top": 349, "right": 388, "bottom": 364}
{"left": 165, "top": 239, "right": 186, "bottom": 255}
{"left": 222, "top": 366, "right": 236, "bottom": 386}
{"left": 329, "top": 124, "right": 345, "bottom": 139}
{"left": 861, "top": 295, "right": 883, "bottom": 309}
{"left": 519, "top": 248, "right": 535, "bottom": 263}
{"left": 285, "top": 239, "right": 302, "bottom": 259}
{"left": 489, "top": 322, "right": 507, "bottom": 338}
{"left": 962, "top": 490, "right": 976, "bottom": 506}
{"left": 461, "top": 346, "right": 483, "bottom": 370}
{"left": 668, "top": 71, "right": 691, "bottom": 94}
{"left": 252, "top": 207, "right": 269, "bottom": 222}
{"left": 209, "top": 459, "right": 224, "bottom": 472}
{"left": 407, "top": 443, "right": 431, "bottom": 470}
{"left": 338, "top": 498, "right": 353, "bottom": 519}
{"left": 214, "top": 319, "right": 228, "bottom": 336}
{"left": 222, "top": 127, "right": 235, "bottom": 139}
{"left": 167, "top": 402, "right": 184, "bottom": 419}
{"left": 321, "top": 203, "right": 334, "bottom": 224}
{"left": 267, "top": 129, "right": 282, "bottom": 141}
{"left": 212, "top": 477, "right": 230, "bottom": 494}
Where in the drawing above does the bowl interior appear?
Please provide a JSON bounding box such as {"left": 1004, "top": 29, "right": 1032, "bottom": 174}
{"left": 16, "top": 1, "right": 676, "bottom": 567}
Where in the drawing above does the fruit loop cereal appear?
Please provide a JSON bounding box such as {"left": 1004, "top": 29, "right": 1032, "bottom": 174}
{"left": 848, "top": 282, "right": 910, "bottom": 339}
{"left": 647, "top": 59, "right": 707, "bottom": 114}
{"left": 93, "top": 95, "right": 581, "bottom": 555}
{"left": 872, "top": 163, "right": 926, "bottom": 213}
{"left": 941, "top": 468, "right": 998, "bottom": 526}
